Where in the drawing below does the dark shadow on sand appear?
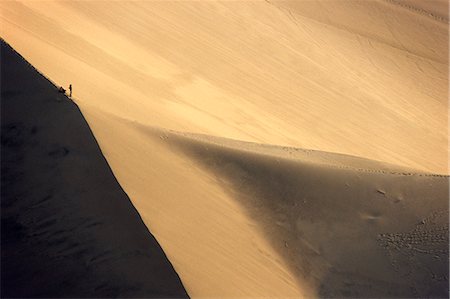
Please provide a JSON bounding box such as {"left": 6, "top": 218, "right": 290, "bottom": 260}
{"left": 1, "top": 40, "right": 188, "bottom": 298}
{"left": 164, "top": 131, "right": 449, "bottom": 298}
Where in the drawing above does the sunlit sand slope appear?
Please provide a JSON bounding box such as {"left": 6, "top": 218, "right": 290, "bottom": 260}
{"left": 1, "top": 41, "right": 188, "bottom": 298}
{"left": 0, "top": 0, "right": 447, "bottom": 174}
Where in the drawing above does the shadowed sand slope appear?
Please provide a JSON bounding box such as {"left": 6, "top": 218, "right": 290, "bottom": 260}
{"left": 1, "top": 40, "right": 188, "bottom": 298}
{"left": 163, "top": 129, "right": 449, "bottom": 297}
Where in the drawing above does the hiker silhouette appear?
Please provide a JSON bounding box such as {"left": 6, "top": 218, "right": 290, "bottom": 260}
{"left": 69, "top": 84, "right": 72, "bottom": 98}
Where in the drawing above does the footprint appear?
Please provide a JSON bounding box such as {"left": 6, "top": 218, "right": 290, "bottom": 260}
{"left": 360, "top": 212, "right": 383, "bottom": 224}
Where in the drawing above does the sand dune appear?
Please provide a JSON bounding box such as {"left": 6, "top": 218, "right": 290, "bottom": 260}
{"left": 164, "top": 127, "right": 448, "bottom": 297}
{"left": 1, "top": 0, "right": 448, "bottom": 297}
{"left": 1, "top": 41, "right": 187, "bottom": 298}
{"left": 0, "top": 0, "right": 447, "bottom": 174}
{"left": 83, "top": 109, "right": 448, "bottom": 297}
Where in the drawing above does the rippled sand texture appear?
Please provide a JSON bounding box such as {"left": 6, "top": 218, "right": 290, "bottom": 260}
{"left": 1, "top": 0, "right": 448, "bottom": 297}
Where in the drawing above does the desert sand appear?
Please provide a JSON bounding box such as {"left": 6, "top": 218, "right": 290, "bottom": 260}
{"left": 1, "top": 0, "right": 448, "bottom": 297}
{"left": 1, "top": 40, "right": 188, "bottom": 298}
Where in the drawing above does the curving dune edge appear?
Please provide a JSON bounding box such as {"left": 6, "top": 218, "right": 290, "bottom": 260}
{"left": 1, "top": 0, "right": 448, "bottom": 298}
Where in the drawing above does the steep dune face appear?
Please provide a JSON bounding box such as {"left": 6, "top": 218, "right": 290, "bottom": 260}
{"left": 1, "top": 41, "right": 188, "bottom": 298}
{"left": 1, "top": 0, "right": 448, "bottom": 297}
{"left": 0, "top": 0, "right": 447, "bottom": 174}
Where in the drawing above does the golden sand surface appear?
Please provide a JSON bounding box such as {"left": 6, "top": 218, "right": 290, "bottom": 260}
{"left": 1, "top": 1, "right": 448, "bottom": 297}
